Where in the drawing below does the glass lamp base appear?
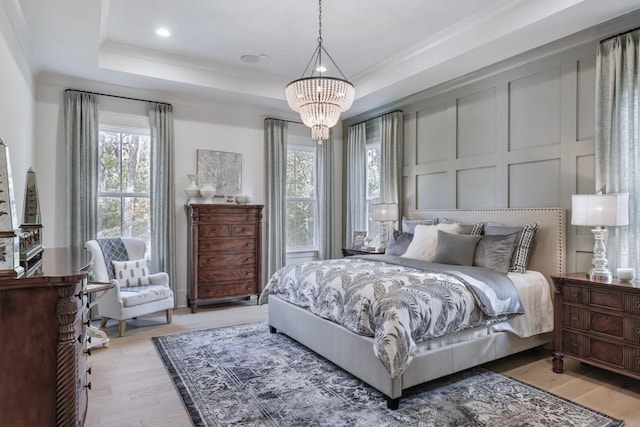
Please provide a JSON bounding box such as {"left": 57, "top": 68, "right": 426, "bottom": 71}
{"left": 589, "top": 269, "right": 612, "bottom": 283}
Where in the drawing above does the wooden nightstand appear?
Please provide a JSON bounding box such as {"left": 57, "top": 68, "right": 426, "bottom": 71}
{"left": 341, "top": 248, "right": 385, "bottom": 257}
{"left": 551, "top": 273, "right": 640, "bottom": 380}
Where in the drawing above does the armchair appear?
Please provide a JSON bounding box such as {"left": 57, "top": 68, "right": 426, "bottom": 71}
{"left": 85, "top": 237, "right": 174, "bottom": 337}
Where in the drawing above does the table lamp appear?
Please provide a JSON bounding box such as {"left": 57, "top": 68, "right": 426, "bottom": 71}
{"left": 371, "top": 203, "right": 399, "bottom": 252}
{"left": 571, "top": 193, "right": 629, "bottom": 282}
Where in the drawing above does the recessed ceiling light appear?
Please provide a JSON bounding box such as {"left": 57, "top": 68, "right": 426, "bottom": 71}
{"left": 156, "top": 28, "right": 171, "bottom": 37}
{"left": 241, "top": 54, "right": 260, "bottom": 64}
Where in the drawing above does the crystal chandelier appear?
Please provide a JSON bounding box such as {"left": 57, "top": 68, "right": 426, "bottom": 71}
{"left": 285, "top": 0, "right": 355, "bottom": 142}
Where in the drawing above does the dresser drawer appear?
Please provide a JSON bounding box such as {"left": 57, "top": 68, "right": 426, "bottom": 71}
{"left": 591, "top": 289, "right": 624, "bottom": 311}
{"left": 231, "top": 224, "right": 256, "bottom": 237}
{"left": 562, "top": 285, "right": 589, "bottom": 304}
{"left": 199, "top": 238, "right": 256, "bottom": 252}
{"left": 199, "top": 224, "right": 229, "bottom": 238}
{"left": 198, "top": 267, "right": 256, "bottom": 283}
{"left": 563, "top": 331, "right": 589, "bottom": 357}
{"left": 198, "top": 253, "right": 256, "bottom": 268}
{"left": 624, "top": 295, "right": 640, "bottom": 315}
{"left": 197, "top": 281, "right": 256, "bottom": 298}
{"left": 562, "top": 305, "right": 590, "bottom": 331}
{"left": 624, "top": 347, "right": 640, "bottom": 374}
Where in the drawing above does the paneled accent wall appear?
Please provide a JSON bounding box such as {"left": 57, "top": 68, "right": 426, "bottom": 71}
{"left": 402, "top": 43, "right": 598, "bottom": 274}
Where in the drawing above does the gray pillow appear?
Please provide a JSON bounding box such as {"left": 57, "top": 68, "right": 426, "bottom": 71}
{"left": 439, "top": 218, "right": 484, "bottom": 235}
{"left": 473, "top": 233, "right": 520, "bottom": 274}
{"left": 484, "top": 223, "right": 539, "bottom": 274}
{"left": 434, "top": 230, "right": 481, "bottom": 266}
{"left": 385, "top": 230, "right": 414, "bottom": 256}
{"left": 402, "top": 217, "right": 438, "bottom": 234}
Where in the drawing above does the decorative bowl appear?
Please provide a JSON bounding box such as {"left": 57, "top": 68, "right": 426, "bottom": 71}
{"left": 235, "top": 194, "right": 253, "bottom": 204}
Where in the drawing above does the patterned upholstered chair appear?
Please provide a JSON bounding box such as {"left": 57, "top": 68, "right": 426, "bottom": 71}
{"left": 85, "top": 237, "right": 174, "bottom": 337}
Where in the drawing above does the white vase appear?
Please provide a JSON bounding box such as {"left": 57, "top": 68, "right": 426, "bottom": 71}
{"left": 200, "top": 184, "right": 216, "bottom": 203}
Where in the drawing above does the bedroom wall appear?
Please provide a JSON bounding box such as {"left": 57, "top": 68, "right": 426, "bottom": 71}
{"left": 34, "top": 76, "right": 343, "bottom": 307}
{"left": 401, "top": 42, "right": 597, "bottom": 275}
{"left": 0, "top": 1, "right": 36, "bottom": 223}
{"left": 344, "top": 11, "right": 640, "bottom": 276}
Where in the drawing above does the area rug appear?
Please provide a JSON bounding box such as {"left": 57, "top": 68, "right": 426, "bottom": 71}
{"left": 152, "top": 322, "right": 624, "bottom": 427}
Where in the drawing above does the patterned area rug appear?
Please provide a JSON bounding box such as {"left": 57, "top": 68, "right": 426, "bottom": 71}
{"left": 152, "top": 322, "right": 624, "bottom": 427}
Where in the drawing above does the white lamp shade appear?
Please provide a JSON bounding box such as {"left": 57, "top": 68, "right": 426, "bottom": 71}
{"left": 371, "top": 203, "right": 399, "bottom": 222}
{"left": 571, "top": 193, "right": 629, "bottom": 226}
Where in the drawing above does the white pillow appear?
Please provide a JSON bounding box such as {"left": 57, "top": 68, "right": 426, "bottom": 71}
{"left": 112, "top": 258, "right": 150, "bottom": 287}
{"left": 401, "top": 223, "right": 461, "bottom": 262}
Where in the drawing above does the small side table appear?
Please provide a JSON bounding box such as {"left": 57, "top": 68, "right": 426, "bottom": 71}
{"left": 342, "top": 248, "right": 385, "bottom": 257}
{"left": 86, "top": 282, "right": 115, "bottom": 350}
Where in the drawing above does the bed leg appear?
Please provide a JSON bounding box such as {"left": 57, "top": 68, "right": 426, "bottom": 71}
{"left": 386, "top": 397, "right": 400, "bottom": 410}
{"left": 269, "top": 325, "right": 277, "bottom": 333}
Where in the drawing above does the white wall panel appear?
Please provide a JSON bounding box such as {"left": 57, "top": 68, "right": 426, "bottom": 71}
{"left": 416, "top": 104, "right": 450, "bottom": 165}
{"left": 577, "top": 56, "right": 596, "bottom": 142}
{"left": 416, "top": 172, "right": 452, "bottom": 209}
{"left": 509, "top": 159, "right": 561, "bottom": 208}
{"left": 457, "top": 88, "right": 496, "bottom": 159}
{"left": 457, "top": 167, "right": 496, "bottom": 209}
{"left": 509, "top": 67, "right": 561, "bottom": 151}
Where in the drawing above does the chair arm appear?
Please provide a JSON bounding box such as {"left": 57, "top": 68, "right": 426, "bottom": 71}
{"left": 149, "top": 272, "right": 170, "bottom": 288}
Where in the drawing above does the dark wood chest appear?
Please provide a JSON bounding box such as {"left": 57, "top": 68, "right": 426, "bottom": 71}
{"left": 186, "top": 204, "right": 263, "bottom": 313}
{"left": 552, "top": 273, "right": 640, "bottom": 379}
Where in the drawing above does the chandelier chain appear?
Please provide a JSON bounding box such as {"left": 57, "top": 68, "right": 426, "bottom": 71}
{"left": 318, "top": 0, "right": 323, "bottom": 45}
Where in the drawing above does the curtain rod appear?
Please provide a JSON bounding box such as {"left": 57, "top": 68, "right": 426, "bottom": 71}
{"left": 265, "top": 117, "right": 304, "bottom": 125}
{"left": 64, "top": 88, "right": 171, "bottom": 106}
{"left": 349, "top": 109, "right": 403, "bottom": 128}
{"left": 600, "top": 26, "right": 640, "bottom": 43}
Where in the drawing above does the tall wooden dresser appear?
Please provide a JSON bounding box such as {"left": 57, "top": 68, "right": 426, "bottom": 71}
{"left": 0, "top": 247, "right": 92, "bottom": 427}
{"left": 186, "top": 204, "right": 263, "bottom": 313}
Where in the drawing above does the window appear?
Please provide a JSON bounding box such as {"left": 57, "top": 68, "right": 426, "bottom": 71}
{"left": 97, "top": 125, "right": 151, "bottom": 249}
{"left": 286, "top": 144, "right": 317, "bottom": 250}
{"left": 366, "top": 120, "right": 382, "bottom": 242}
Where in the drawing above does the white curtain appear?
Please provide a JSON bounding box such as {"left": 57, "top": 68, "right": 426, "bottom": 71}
{"left": 595, "top": 28, "right": 640, "bottom": 272}
{"left": 345, "top": 122, "right": 367, "bottom": 247}
{"left": 148, "top": 103, "right": 176, "bottom": 289}
{"left": 64, "top": 90, "right": 99, "bottom": 247}
{"left": 265, "top": 119, "right": 288, "bottom": 280}
{"left": 317, "top": 136, "right": 334, "bottom": 259}
{"left": 380, "top": 111, "right": 404, "bottom": 215}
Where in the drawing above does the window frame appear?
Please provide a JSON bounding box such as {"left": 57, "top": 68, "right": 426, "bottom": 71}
{"left": 97, "top": 124, "right": 152, "bottom": 246}
{"left": 286, "top": 143, "right": 318, "bottom": 252}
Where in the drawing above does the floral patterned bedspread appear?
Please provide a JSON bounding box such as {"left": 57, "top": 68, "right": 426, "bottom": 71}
{"left": 259, "top": 255, "right": 524, "bottom": 378}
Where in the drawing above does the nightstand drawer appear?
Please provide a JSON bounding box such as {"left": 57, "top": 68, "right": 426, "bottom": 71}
{"left": 591, "top": 289, "right": 624, "bottom": 311}
{"left": 624, "top": 295, "right": 640, "bottom": 315}
{"left": 563, "top": 285, "right": 588, "bottom": 304}
{"left": 563, "top": 331, "right": 589, "bottom": 357}
{"left": 624, "top": 347, "right": 640, "bottom": 373}
{"left": 562, "top": 305, "right": 589, "bottom": 331}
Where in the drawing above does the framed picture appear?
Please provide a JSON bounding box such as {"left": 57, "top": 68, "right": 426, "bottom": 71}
{"left": 197, "top": 150, "right": 242, "bottom": 196}
{"left": 352, "top": 231, "right": 367, "bottom": 249}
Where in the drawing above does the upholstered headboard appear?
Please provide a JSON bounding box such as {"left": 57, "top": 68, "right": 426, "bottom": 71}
{"left": 406, "top": 208, "right": 565, "bottom": 283}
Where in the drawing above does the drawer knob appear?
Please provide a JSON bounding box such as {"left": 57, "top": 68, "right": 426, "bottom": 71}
{"left": 570, "top": 291, "right": 578, "bottom": 298}
{"left": 245, "top": 257, "right": 250, "bottom": 262}
{"left": 246, "top": 243, "right": 251, "bottom": 247}
{"left": 571, "top": 313, "right": 579, "bottom": 321}
{"left": 636, "top": 357, "right": 640, "bottom": 365}
{"left": 636, "top": 327, "right": 640, "bottom": 335}
{"left": 242, "top": 227, "right": 247, "bottom": 232}
{"left": 212, "top": 228, "right": 217, "bottom": 232}
{"left": 636, "top": 302, "right": 640, "bottom": 309}
{"left": 246, "top": 271, "right": 250, "bottom": 276}
{"left": 571, "top": 341, "right": 579, "bottom": 347}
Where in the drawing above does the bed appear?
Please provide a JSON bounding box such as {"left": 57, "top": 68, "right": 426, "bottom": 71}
{"left": 260, "top": 208, "right": 565, "bottom": 409}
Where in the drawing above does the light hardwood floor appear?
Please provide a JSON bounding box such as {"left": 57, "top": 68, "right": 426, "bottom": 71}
{"left": 86, "top": 299, "right": 640, "bottom": 427}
